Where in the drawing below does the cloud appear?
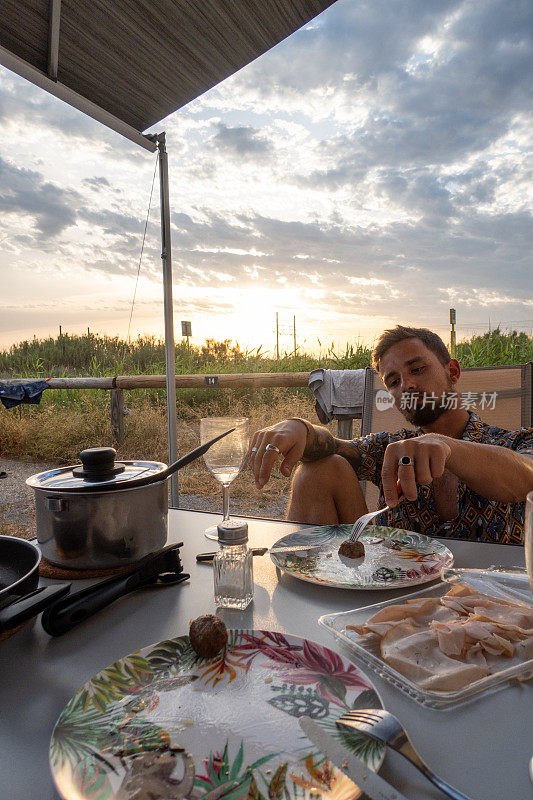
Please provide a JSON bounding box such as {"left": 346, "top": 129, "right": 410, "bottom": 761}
{"left": 82, "top": 176, "right": 111, "bottom": 190}
{"left": 209, "top": 122, "right": 274, "bottom": 159}
{"left": 0, "top": 0, "right": 531, "bottom": 349}
{"left": 0, "top": 157, "right": 79, "bottom": 237}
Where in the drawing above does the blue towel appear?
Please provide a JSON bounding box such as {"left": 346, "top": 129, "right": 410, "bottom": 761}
{"left": 0, "top": 380, "right": 50, "bottom": 409}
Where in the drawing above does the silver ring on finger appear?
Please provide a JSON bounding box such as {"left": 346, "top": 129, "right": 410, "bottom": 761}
{"left": 398, "top": 455, "right": 414, "bottom": 467}
{"left": 265, "top": 443, "right": 281, "bottom": 454}
{"left": 251, "top": 446, "right": 258, "bottom": 453}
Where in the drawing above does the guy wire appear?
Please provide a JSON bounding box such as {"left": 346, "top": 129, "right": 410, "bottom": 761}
{"left": 127, "top": 154, "right": 159, "bottom": 341}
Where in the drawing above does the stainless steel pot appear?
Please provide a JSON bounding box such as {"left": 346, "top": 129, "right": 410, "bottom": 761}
{"left": 27, "top": 451, "right": 168, "bottom": 569}
{"left": 26, "top": 429, "right": 235, "bottom": 569}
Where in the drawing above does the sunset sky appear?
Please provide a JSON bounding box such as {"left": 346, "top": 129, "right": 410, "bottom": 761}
{"left": 0, "top": 0, "right": 531, "bottom": 356}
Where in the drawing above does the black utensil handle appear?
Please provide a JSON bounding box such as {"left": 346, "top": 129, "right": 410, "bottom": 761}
{"left": 41, "top": 565, "right": 188, "bottom": 636}
{"left": 196, "top": 552, "right": 217, "bottom": 562}
{"left": 0, "top": 583, "right": 71, "bottom": 633}
{"left": 41, "top": 571, "right": 147, "bottom": 636}
{"left": 156, "top": 572, "right": 190, "bottom": 586}
{"left": 139, "top": 427, "right": 237, "bottom": 485}
{"left": 196, "top": 547, "right": 267, "bottom": 562}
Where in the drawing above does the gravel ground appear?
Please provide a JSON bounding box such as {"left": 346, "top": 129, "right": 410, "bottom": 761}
{"left": 0, "top": 458, "right": 288, "bottom": 539}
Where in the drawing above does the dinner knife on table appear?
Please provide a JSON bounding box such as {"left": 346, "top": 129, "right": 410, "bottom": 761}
{"left": 196, "top": 544, "right": 327, "bottom": 561}
{"left": 298, "top": 716, "right": 409, "bottom": 800}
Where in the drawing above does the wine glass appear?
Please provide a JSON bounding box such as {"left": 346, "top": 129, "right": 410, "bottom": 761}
{"left": 525, "top": 490, "right": 533, "bottom": 593}
{"left": 200, "top": 417, "right": 249, "bottom": 540}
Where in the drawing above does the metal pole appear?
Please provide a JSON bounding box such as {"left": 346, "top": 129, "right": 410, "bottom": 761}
{"left": 293, "top": 315, "right": 296, "bottom": 356}
{"left": 276, "top": 312, "right": 279, "bottom": 359}
{"left": 157, "top": 132, "right": 179, "bottom": 506}
{"left": 449, "top": 308, "right": 456, "bottom": 358}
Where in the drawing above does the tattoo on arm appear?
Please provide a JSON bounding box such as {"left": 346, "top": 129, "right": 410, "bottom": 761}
{"left": 334, "top": 439, "right": 363, "bottom": 470}
{"left": 302, "top": 426, "right": 335, "bottom": 461}
{"left": 302, "top": 426, "right": 362, "bottom": 469}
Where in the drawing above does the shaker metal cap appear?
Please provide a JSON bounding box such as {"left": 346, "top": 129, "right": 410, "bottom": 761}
{"left": 217, "top": 519, "right": 248, "bottom": 545}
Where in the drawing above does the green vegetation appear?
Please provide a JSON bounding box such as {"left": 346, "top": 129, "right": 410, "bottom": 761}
{"left": 0, "top": 334, "right": 373, "bottom": 419}
{"left": 455, "top": 329, "right": 533, "bottom": 367}
{"left": 0, "top": 327, "right": 530, "bottom": 380}
{"left": 0, "top": 332, "right": 373, "bottom": 377}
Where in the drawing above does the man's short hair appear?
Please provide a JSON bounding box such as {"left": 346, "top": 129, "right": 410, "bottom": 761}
{"left": 372, "top": 325, "right": 451, "bottom": 371}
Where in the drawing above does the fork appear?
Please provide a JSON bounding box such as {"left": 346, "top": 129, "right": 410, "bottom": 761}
{"left": 348, "top": 505, "right": 390, "bottom": 542}
{"left": 336, "top": 709, "right": 474, "bottom": 800}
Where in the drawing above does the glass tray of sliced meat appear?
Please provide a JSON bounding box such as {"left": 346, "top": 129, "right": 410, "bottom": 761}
{"left": 318, "top": 567, "right": 533, "bottom": 709}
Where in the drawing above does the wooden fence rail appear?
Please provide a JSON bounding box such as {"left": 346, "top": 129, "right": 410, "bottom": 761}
{"left": 115, "top": 372, "right": 311, "bottom": 389}
{"left": 0, "top": 372, "right": 314, "bottom": 444}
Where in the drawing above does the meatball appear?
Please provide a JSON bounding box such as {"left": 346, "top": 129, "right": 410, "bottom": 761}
{"left": 338, "top": 539, "right": 365, "bottom": 561}
{"left": 189, "top": 614, "right": 228, "bottom": 658}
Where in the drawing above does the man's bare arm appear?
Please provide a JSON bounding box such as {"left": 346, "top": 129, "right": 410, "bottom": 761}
{"left": 249, "top": 417, "right": 362, "bottom": 489}
{"left": 302, "top": 423, "right": 363, "bottom": 470}
{"left": 445, "top": 439, "right": 533, "bottom": 503}
{"left": 381, "top": 432, "right": 533, "bottom": 506}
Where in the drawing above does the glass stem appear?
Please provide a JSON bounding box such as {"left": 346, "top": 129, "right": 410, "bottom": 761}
{"left": 222, "top": 483, "right": 231, "bottom": 520}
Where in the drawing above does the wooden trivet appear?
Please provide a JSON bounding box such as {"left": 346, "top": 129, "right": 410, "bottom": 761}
{"left": 39, "top": 557, "right": 131, "bottom": 580}
{"left": 0, "top": 621, "right": 26, "bottom": 642}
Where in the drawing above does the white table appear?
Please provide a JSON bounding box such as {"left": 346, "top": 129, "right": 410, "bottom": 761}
{"left": 0, "top": 510, "right": 531, "bottom": 800}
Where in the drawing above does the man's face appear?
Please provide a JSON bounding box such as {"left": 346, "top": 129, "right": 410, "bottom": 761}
{"left": 379, "top": 338, "right": 456, "bottom": 426}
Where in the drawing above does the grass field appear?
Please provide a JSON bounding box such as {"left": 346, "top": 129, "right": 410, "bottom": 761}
{"left": 0, "top": 328, "right": 531, "bottom": 509}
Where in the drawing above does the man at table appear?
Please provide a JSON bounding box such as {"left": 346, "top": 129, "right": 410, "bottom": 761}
{"left": 249, "top": 325, "right": 533, "bottom": 545}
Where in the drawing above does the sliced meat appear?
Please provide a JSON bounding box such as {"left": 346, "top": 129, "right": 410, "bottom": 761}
{"left": 353, "top": 597, "right": 459, "bottom": 637}
{"left": 380, "top": 621, "right": 490, "bottom": 691}
{"left": 352, "top": 581, "right": 533, "bottom": 692}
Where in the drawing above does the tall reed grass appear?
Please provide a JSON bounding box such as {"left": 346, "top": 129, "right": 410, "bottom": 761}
{"left": 1, "top": 327, "right": 530, "bottom": 379}
{"left": 455, "top": 329, "right": 533, "bottom": 367}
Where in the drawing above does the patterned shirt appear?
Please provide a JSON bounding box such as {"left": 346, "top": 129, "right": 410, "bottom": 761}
{"left": 352, "top": 413, "right": 533, "bottom": 545}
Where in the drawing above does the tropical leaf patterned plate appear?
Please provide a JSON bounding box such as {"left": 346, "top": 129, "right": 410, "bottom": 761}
{"left": 50, "top": 630, "right": 385, "bottom": 800}
{"left": 270, "top": 525, "right": 454, "bottom": 589}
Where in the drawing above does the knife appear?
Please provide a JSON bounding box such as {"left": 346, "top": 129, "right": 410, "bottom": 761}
{"left": 197, "top": 544, "right": 328, "bottom": 561}
{"left": 197, "top": 547, "right": 269, "bottom": 562}
{"left": 298, "top": 716, "right": 409, "bottom": 800}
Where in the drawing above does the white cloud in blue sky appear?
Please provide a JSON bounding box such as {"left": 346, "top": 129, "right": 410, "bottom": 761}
{"left": 0, "top": 0, "right": 531, "bottom": 352}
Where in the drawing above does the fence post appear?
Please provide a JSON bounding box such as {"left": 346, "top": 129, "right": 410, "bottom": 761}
{"left": 110, "top": 386, "right": 124, "bottom": 444}
{"left": 337, "top": 419, "right": 353, "bottom": 439}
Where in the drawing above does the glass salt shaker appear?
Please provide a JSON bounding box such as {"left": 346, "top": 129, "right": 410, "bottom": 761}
{"left": 213, "top": 519, "right": 254, "bottom": 609}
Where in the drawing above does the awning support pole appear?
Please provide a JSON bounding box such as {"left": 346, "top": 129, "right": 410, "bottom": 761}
{"left": 156, "top": 132, "right": 179, "bottom": 506}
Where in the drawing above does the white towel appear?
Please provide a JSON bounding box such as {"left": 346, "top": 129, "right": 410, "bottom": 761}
{"left": 308, "top": 368, "right": 366, "bottom": 423}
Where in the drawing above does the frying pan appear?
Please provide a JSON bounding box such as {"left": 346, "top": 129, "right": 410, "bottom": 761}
{"left": 0, "top": 536, "right": 69, "bottom": 634}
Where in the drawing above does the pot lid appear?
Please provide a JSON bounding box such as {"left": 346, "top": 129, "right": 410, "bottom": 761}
{"left": 26, "top": 448, "right": 167, "bottom": 492}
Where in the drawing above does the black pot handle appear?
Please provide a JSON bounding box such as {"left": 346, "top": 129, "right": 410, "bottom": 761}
{"left": 42, "top": 569, "right": 189, "bottom": 636}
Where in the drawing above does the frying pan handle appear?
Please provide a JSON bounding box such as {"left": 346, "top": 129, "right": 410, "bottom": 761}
{"left": 0, "top": 583, "right": 71, "bottom": 633}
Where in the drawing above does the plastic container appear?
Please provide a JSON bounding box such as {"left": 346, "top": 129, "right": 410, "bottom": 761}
{"left": 319, "top": 567, "right": 533, "bottom": 710}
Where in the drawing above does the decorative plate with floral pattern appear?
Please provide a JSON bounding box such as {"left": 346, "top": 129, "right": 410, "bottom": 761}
{"left": 269, "top": 525, "right": 453, "bottom": 589}
{"left": 50, "top": 630, "right": 385, "bottom": 800}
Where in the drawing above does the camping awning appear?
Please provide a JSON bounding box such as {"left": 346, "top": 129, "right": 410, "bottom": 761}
{"left": 0, "top": 0, "right": 336, "bottom": 151}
